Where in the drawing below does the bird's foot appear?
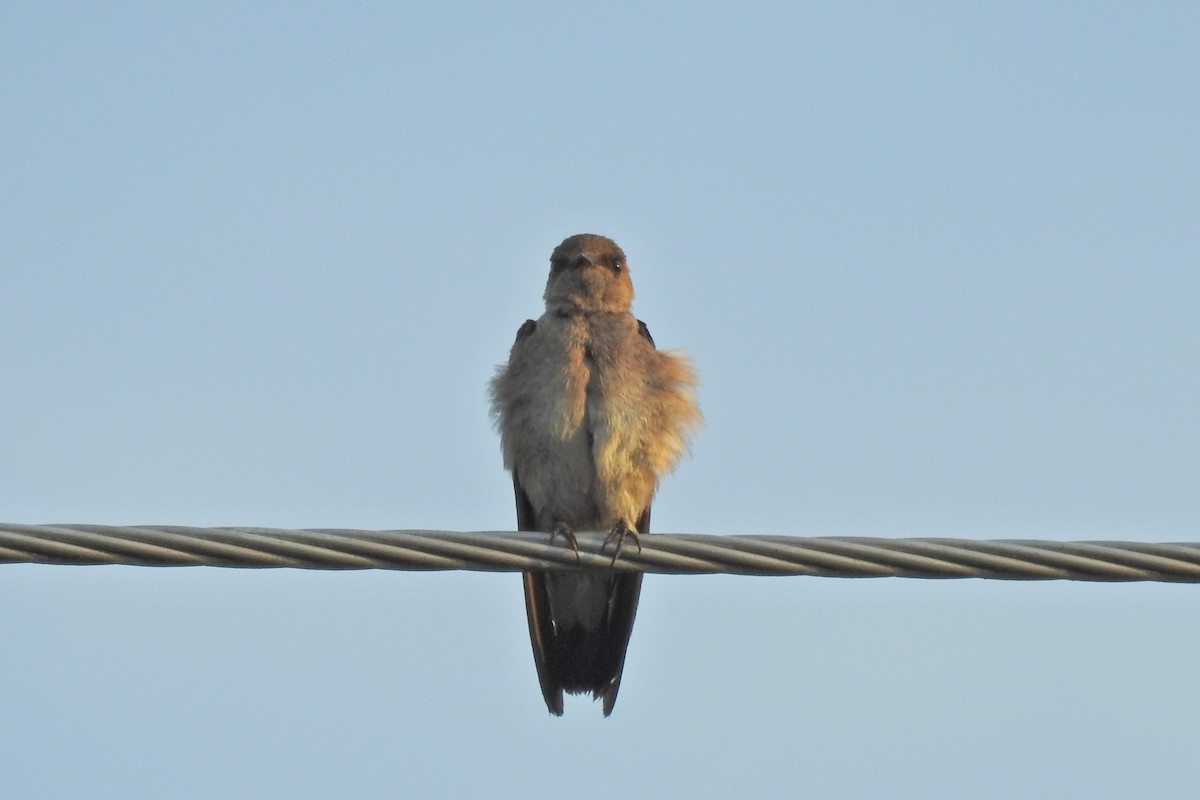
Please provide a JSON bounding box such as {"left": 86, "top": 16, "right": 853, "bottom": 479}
{"left": 549, "top": 521, "right": 581, "bottom": 562}
{"left": 601, "top": 520, "right": 641, "bottom": 567}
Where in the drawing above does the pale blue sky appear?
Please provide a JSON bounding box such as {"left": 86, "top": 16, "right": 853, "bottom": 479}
{"left": 2, "top": 2, "right": 1198, "bottom": 797}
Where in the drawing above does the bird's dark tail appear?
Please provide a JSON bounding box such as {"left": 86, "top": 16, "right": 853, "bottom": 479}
{"left": 523, "top": 571, "right": 643, "bottom": 716}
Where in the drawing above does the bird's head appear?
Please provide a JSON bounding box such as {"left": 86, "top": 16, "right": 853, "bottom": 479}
{"left": 543, "top": 233, "right": 634, "bottom": 314}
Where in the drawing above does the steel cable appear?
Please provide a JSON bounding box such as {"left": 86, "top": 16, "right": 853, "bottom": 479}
{"left": 2, "top": 524, "right": 1199, "bottom": 581}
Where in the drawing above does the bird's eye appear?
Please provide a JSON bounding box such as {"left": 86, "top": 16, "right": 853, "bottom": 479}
{"left": 550, "top": 257, "right": 567, "bottom": 272}
{"left": 612, "top": 260, "right": 623, "bottom": 273}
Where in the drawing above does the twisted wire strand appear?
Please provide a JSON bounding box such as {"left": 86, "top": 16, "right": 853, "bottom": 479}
{"left": 2, "top": 524, "right": 1200, "bottom": 581}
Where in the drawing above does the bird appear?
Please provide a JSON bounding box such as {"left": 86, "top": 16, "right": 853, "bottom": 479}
{"left": 489, "top": 233, "right": 701, "bottom": 715}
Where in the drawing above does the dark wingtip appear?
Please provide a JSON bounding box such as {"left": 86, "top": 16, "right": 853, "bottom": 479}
{"left": 601, "top": 688, "right": 618, "bottom": 717}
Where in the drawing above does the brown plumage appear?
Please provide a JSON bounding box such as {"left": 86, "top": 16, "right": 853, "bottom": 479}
{"left": 489, "top": 234, "right": 701, "bottom": 715}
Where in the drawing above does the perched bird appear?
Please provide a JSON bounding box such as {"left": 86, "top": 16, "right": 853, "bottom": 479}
{"left": 489, "top": 233, "right": 701, "bottom": 715}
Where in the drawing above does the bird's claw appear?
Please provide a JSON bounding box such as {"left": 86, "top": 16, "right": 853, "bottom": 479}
{"left": 601, "top": 520, "right": 641, "bottom": 567}
{"left": 549, "top": 521, "right": 581, "bottom": 563}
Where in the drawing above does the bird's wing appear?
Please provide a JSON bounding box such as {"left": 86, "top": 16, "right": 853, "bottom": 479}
{"left": 636, "top": 318, "right": 655, "bottom": 347}
{"left": 595, "top": 504, "right": 648, "bottom": 716}
{"left": 515, "top": 469, "right": 566, "bottom": 713}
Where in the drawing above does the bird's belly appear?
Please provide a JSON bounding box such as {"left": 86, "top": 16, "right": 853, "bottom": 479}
{"left": 518, "top": 424, "right": 601, "bottom": 530}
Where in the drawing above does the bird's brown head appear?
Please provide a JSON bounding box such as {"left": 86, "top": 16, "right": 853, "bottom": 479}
{"left": 543, "top": 233, "right": 634, "bottom": 314}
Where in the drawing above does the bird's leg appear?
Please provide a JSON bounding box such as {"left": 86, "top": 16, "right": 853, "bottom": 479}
{"left": 549, "top": 521, "right": 581, "bottom": 562}
{"left": 601, "top": 519, "right": 642, "bottom": 567}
